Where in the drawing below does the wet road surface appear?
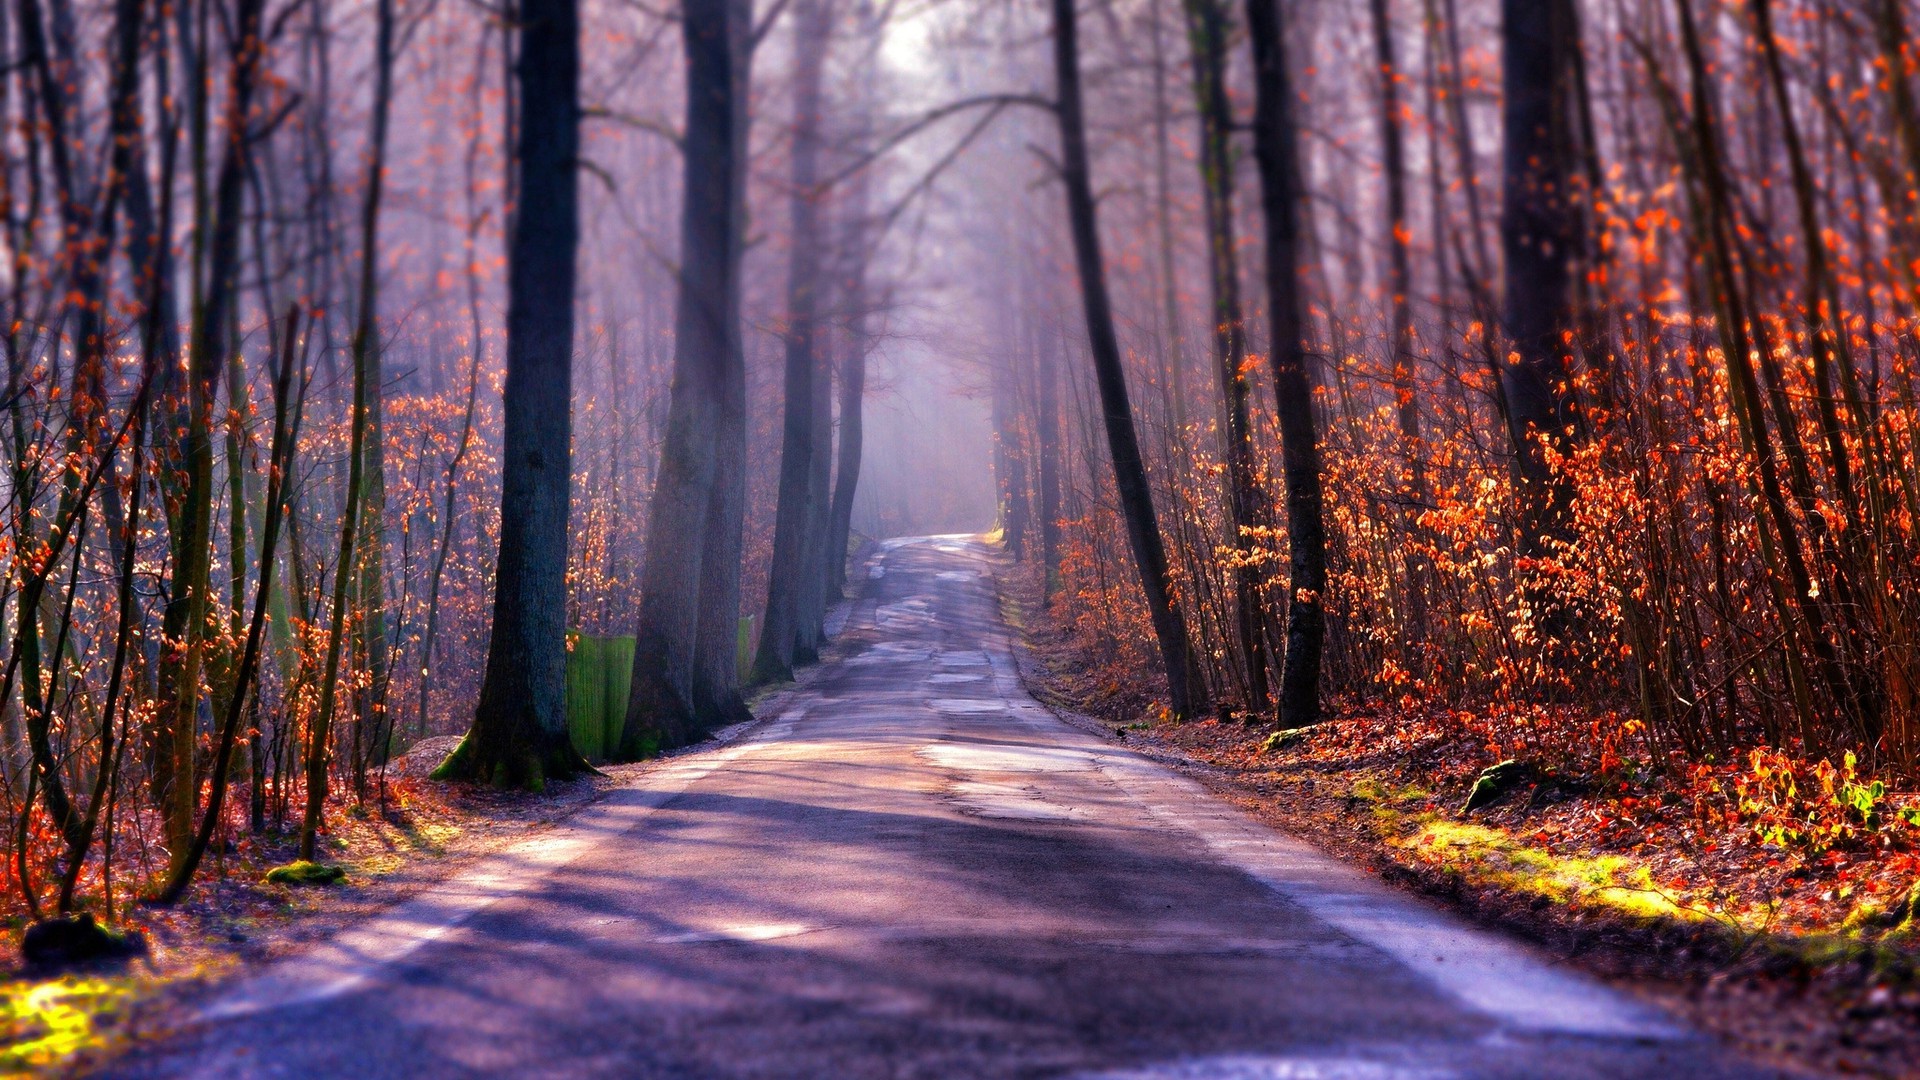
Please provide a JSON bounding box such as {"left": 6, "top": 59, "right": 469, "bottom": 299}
{"left": 106, "top": 537, "right": 1775, "bottom": 1079}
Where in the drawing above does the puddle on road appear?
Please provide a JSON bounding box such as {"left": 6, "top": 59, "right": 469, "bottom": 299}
{"left": 928, "top": 673, "right": 985, "bottom": 684}
{"left": 850, "top": 641, "right": 933, "bottom": 665}
{"left": 919, "top": 743, "right": 1096, "bottom": 772}
{"left": 934, "top": 651, "right": 988, "bottom": 667}
{"left": 928, "top": 698, "right": 1003, "bottom": 714}
{"left": 654, "top": 923, "right": 822, "bottom": 945}
{"left": 921, "top": 742, "right": 1103, "bottom": 821}
{"left": 950, "top": 780, "right": 1090, "bottom": 821}
{"left": 1074, "top": 1057, "right": 1455, "bottom": 1080}
{"left": 935, "top": 570, "right": 979, "bottom": 582}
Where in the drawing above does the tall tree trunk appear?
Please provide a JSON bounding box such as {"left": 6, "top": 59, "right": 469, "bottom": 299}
{"left": 303, "top": 0, "right": 395, "bottom": 853}
{"left": 1245, "top": 0, "right": 1328, "bottom": 728}
{"left": 1036, "top": 326, "right": 1063, "bottom": 600}
{"left": 826, "top": 328, "right": 866, "bottom": 600}
{"left": 686, "top": 0, "right": 757, "bottom": 734}
{"left": 1498, "top": 0, "right": 1581, "bottom": 571}
{"left": 753, "top": 0, "right": 833, "bottom": 684}
{"left": 825, "top": 1, "right": 878, "bottom": 604}
{"left": 797, "top": 290, "right": 835, "bottom": 658}
{"left": 1371, "top": 0, "right": 1427, "bottom": 643}
{"left": 992, "top": 365, "right": 1030, "bottom": 558}
{"left": 624, "top": 0, "right": 742, "bottom": 754}
{"left": 158, "top": 0, "right": 268, "bottom": 874}
{"left": 437, "top": 0, "right": 586, "bottom": 787}
{"left": 1149, "top": 0, "right": 1190, "bottom": 431}
{"left": 1184, "top": 0, "right": 1270, "bottom": 713}
{"left": 1049, "top": 0, "right": 1204, "bottom": 720}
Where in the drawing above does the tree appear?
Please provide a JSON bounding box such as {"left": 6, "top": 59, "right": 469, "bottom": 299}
{"left": 437, "top": 0, "right": 587, "bottom": 787}
{"left": 155, "top": 0, "right": 271, "bottom": 873}
{"left": 686, "top": 0, "right": 758, "bottom": 734}
{"left": 753, "top": 0, "right": 836, "bottom": 684}
{"left": 1183, "top": 0, "right": 1270, "bottom": 712}
{"left": 1245, "top": 0, "right": 1328, "bottom": 729}
{"left": 1498, "top": 0, "right": 1581, "bottom": 569}
{"left": 1371, "top": 0, "right": 1427, "bottom": 643}
{"left": 1049, "top": 0, "right": 1204, "bottom": 721}
{"left": 624, "top": 0, "right": 746, "bottom": 753}
{"left": 300, "top": 0, "right": 395, "bottom": 858}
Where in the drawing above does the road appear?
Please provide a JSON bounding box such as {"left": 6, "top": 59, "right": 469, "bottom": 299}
{"left": 107, "top": 536, "right": 1771, "bottom": 1079}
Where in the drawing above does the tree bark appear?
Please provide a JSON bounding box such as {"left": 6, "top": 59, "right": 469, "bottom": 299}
{"left": 1035, "top": 328, "right": 1063, "bottom": 599}
{"left": 624, "top": 0, "right": 743, "bottom": 754}
{"left": 687, "top": 0, "right": 757, "bottom": 734}
{"left": 753, "top": 0, "right": 834, "bottom": 684}
{"left": 1245, "top": 0, "right": 1328, "bottom": 728}
{"left": 1498, "top": 0, "right": 1581, "bottom": 566}
{"left": 158, "top": 0, "right": 268, "bottom": 873}
{"left": 1049, "top": 0, "right": 1204, "bottom": 720}
{"left": 1184, "top": 0, "right": 1270, "bottom": 713}
{"left": 1371, "top": 0, "right": 1427, "bottom": 643}
{"left": 303, "top": 0, "right": 395, "bottom": 852}
{"left": 437, "top": 0, "right": 587, "bottom": 787}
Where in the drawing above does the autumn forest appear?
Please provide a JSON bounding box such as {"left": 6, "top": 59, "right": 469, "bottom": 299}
{"left": 3, "top": 0, "right": 1920, "bottom": 1070}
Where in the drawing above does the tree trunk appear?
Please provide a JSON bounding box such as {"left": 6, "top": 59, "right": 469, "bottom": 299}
{"left": 796, "top": 294, "right": 835, "bottom": 658}
{"left": 1498, "top": 0, "right": 1581, "bottom": 566}
{"left": 624, "top": 0, "right": 742, "bottom": 754}
{"left": 1184, "top": 0, "right": 1270, "bottom": 713}
{"left": 158, "top": 0, "right": 268, "bottom": 874}
{"left": 1245, "top": 0, "right": 1328, "bottom": 728}
{"left": 1371, "top": 0, "right": 1427, "bottom": 643}
{"left": 1049, "top": 0, "right": 1204, "bottom": 721}
{"left": 992, "top": 366, "right": 1030, "bottom": 558}
{"left": 687, "top": 0, "right": 757, "bottom": 735}
{"left": 303, "top": 0, "right": 395, "bottom": 853}
{"left": 753, "top": 0, "right": 833, "bottom": 684}
{"left": 1036, "top": 329, "right": 1063, "bottom": 599}
{"left": 437, "top": 0, "right": 586, "bottom": 788}
{"left": 826, "top": 330, "right": 865, "bottom": 600}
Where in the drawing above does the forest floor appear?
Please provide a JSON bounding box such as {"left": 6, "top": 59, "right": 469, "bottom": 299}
{"left": 996, "top": 560, "right": 1920, "bottom": 1080}
{"left": 0, "top": 743, "right": 659, "bottom": 1076}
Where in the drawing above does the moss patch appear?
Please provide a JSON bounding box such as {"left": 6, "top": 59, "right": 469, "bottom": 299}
{"left": 263, "top": 861, "right": 347, "bottom": 887}
{"left": 1398, "top": 817, "right": 1707, "bottom": 924}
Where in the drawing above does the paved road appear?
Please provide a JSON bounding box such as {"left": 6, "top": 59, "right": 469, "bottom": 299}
{"left": 109, "top": 537, "right": 1772, "bottom": 1079}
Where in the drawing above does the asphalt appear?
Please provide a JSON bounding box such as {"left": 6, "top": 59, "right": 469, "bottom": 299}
{"left": 102, "top": 536, "right": 1781, "bottom": 1079}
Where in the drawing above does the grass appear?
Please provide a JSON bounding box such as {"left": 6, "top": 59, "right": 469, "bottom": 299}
{"left": 1399, "top": 816, "right": 1702, "bottom": 923}
{"left": 0, "top": 975, "right": 141, "bottom": 1074}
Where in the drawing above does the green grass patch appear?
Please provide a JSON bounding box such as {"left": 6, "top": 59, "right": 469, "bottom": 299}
{"left": 1398, "top": 817, "right": 1702, "bottom": 923}
{"left": 0, "top": 975, "right": 140, "bottom": 1073}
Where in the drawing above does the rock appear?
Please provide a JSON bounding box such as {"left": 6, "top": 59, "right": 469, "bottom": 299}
{"left": 1262, "top": 727, "right": 1313, "bottom": 754}
{"left": 1462, "top": 759, "right": 1536, "bottom": 812}
{"left": 387, "top": 734, "right": 465, "bottom": 779}
{"left": 21, "top": 913, "right": 147, "bottom": 972}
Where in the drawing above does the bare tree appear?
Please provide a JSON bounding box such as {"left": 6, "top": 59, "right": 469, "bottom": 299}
{"left": 1049, "top": 0, "right": 1204, "bottom": 721}
{"left": 1245, "top": 0, "right": 1328, "bottom": 728}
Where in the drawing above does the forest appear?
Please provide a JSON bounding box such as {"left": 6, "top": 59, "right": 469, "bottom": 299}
{"left": 1, "top": 0, "right": 1919, "bottom": 1068}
